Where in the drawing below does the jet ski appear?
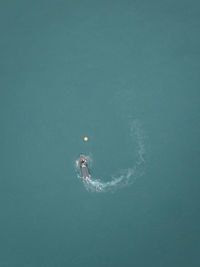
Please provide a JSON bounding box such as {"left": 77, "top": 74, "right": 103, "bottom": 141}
{"left": 79, "top": 155, "right": 91, "bottom": 179}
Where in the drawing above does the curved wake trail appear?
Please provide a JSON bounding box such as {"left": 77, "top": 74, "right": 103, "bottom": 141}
{"left": 76, "top": 120, "right": 145, "bottom": 193}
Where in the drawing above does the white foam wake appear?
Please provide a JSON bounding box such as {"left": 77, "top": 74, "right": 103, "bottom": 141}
{"left": 76, "top": 120, "right": 145, "bottom": 193}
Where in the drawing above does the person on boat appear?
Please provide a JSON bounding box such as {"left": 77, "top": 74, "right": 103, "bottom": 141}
{"left": 80, "top": 157, "right": 86, "bottom": 166}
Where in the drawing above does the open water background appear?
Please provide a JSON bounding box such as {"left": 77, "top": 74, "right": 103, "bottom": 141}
{"left": 0, "top": 0, "right": 200, "bottom": 266}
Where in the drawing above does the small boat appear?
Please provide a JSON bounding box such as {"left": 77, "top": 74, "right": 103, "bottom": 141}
{"left": 79, "top": 155, "right": 91, "bottom": 179}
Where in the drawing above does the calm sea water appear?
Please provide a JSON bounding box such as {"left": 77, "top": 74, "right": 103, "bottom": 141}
{"left": 0, "top": 1, "right": 200, "bottom": 266}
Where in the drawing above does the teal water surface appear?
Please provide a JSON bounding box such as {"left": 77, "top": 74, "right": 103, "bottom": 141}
{"left": 0, "top": 0, "right": 200, "bottom": 266}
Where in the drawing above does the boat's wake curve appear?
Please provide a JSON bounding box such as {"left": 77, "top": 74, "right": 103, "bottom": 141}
{"left": 76, "top": 120, "right": 145, "bottom": 193}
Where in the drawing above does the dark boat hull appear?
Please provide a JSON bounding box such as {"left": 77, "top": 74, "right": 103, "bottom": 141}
{"left": 79, "top": 155, "right": 91, "bottom": 179}
{"left": 80, "top": 164, "right": 90, "bottom": 179}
